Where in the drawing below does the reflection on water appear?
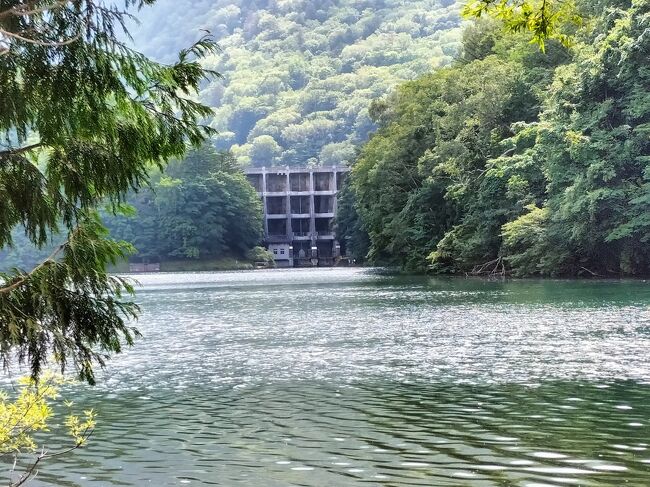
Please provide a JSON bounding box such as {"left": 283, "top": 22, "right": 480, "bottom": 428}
{"left": 35, "top": 381, "right": 650, "bottom": 486}
{"left": 18, "top": 269, "right": 650, "bottom": 485}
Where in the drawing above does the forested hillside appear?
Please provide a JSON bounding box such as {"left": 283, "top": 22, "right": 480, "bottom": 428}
{"left": 130, "top": 0, "right": 462, "bottom": 167}
{"left": 342, "top": 0, "right": 650, "bottom": 277}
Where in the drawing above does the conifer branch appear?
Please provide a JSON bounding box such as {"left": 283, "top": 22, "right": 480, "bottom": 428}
{"left": 0, "top": 242, "right": 66, "bottom": 295}
{"left": 0, "top": 0, "right": 218, "bottom": 383}
{"left": 0, "top": 28, "right": 81, "bottom": 50}
{"left": 0, "top": 1, "right": 69, "bottom": 20}
{"left": 0, "top": 143, "right": 42, "bottom": 157}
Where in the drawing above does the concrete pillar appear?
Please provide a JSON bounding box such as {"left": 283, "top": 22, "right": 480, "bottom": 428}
{"left": 285, "top": 170, "right": 292, "bottom": 239}
{"left": 309, "top": 170, "right": 316, "bottom": 243}
{"left": 333, "top": 169, "right": 338, "bottom": 215}
{"left": 262, "top": 168, "right": 268, "bottom": 238}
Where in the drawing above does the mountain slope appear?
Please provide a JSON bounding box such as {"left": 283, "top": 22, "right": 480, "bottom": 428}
{"left": 130, "top": 0, "right": 462, "bottom": 166}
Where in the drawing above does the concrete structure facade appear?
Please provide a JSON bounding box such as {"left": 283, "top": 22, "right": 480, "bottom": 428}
{"left": 245, "top": 166, "right": 350, "bottom": 267}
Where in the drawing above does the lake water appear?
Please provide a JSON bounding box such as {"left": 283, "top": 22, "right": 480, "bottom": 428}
{"left": 25, "top": 269, "right": 650, "bottom": 485}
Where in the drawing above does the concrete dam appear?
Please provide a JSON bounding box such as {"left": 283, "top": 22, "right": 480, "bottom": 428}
{"left": 245, "top": 166, "right": 350, "bottom": 267}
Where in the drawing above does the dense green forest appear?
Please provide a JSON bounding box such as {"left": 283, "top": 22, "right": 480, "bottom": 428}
{"left": 0, "top": 148, "right": 266, "bottom": 270}
{"left": 103, "top": 147, "right": 264, "bottom": 263}
{"left": 130, "top": 0, "right": 462, "bottom": 167}
{"left": 340, "top": 0, "right": 650, "bottom": 276}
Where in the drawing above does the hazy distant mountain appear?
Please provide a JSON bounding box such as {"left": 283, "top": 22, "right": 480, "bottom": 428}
{"left": 130, "top": 0, "right": 462, "bottom": 167}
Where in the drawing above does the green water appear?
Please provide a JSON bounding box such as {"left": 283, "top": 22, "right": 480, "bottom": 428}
{"left": 23, "top": 269, "right": 650, "bottom": 485}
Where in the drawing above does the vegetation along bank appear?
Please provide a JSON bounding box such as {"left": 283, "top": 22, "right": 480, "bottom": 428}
{"left": 339, "top": 0, "right": 650, "bottom": 277}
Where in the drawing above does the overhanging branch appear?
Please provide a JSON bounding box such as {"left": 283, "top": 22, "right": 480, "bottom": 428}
{"left": 0, "top": 241, "right": 67, "bottom": 295}
{"left": 0, "top": 143, "right": 43, "bottom": 158}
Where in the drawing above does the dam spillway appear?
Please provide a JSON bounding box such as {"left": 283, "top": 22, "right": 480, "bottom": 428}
{"left": 245, "top": 166, "right": 350, "bottom": 267}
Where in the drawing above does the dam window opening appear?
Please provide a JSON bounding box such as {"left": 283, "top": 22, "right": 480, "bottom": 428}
{"left": 246, "top": 174, "right": 263, "bottom": 192}
{"left": 314, "top": 195, "right": 334, "bottom": 214}
{"left": 290, "top": 173, "right": 310, "bottom": 192}
{"left": 314, "top": 173, "right": 332, "bottom": 192}
{"left": 291, "top": 196, "right": 310, "bottom": 215}
{"left": 268, "top": 219, "right": 288, "bottom": 237}
{"left": 266, "top": 196, "right": 287, "bottom": 215}
{"left": 266, "top": 173, "right": 287, "bottom": 193}
{"left": 291, "top": 218, "right": 310, "bottom": 237}
{"left": 337, "top": 172, "right": 347, "bottom": 191}
{"left": 315, "top": 217, "right": 334, "bottom": 236}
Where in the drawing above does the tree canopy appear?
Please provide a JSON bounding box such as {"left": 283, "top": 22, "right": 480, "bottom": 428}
{"left": 342, "top": 0, "right": 650, "bottom": 277}
{"left": 104, "top": 147, "right": 264, "bottom": 262}
{"left": 0, "top": 1, "right": 217, "bottom": 382}
{"left": 462, "top": 0, "right": 581, "bottom": 50}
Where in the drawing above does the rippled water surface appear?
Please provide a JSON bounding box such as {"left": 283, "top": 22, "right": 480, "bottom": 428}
{"left": 25, "top": 269, "right": 650, "bottom": 485}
